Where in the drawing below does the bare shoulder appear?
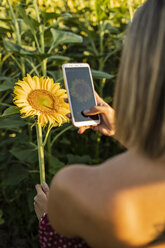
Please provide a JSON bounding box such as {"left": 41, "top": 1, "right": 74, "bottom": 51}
{"left": 49, "top": 164, "right": 96, "bottom": 204}
{"left": 51, "top": 164, "right": 93, "bottom": 188}
{"left": 47, "top": 155, "right": 129, "bottom": 245}
{"left": 47, "top": 164, "right": 96, "bottom": 237}
{"left": 47, "top": 152, "right": 136, "bottom": 241}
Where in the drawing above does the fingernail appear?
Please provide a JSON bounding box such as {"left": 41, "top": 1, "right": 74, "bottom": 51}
{"left": 83, "top": 109, "right": 90, "bottom": 114}
{"left": 43, "top": 182, "right": 48, "bottom": 188}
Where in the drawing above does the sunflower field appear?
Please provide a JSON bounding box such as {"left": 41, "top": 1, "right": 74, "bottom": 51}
{"left": 0, "top": 0, "right": 144, "bottom": 247}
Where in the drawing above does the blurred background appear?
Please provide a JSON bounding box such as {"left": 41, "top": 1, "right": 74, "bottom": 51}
{"left": 0, "top": 0, "right": 144, "bottom": 247}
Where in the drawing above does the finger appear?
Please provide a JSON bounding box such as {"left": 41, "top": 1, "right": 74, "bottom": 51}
{"left": 64, "top": 98, "right": 69, "bottom": 103}
{"left": 42, "top": 182, "right": 49, "bottom": 195}
{"left": 95, "top": 91, "right": 102, "bottom": 102}
{"left": 92, "top": 124, "right": 115, "bottom": 136}
{"left": 35, "top": 184, "right": 43, "bottom": 194}
{"left": 34, "top": 202, "right": 42, "bottom": 220}
{"left": 66, "top": 113, "right": 71, "bottom": 118}
{"left": 78, "top": 126, "right": 91, "bottom": 134}
{"left": 94, "top": 91, "right": 105, "bottom": 105}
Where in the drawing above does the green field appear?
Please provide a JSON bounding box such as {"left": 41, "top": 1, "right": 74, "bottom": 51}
{"left": 0, "top": 0, "right": 144, "bottom": 247}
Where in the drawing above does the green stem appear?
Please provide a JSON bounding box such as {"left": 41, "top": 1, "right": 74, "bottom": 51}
{"left": 7, "top": 0, "right": 21, "bottom": 44}
{"left": 43, "top": 125, "right": 52, "bottom": 147}
{"left": 84, "top": 14, "right": 99, "bottom": 56}
{"left": 36, "top": 123, "right": 45, "bottom": 185}
{"left": 28, "top": 123, "right": 33, "bottom": 143}
{"left": 47, "top": 131, "right": 52, "bottom": 167}
{"left": 41, "top": 58, "right": 47, "bottom": 77}
{"left": 0, "top": 91, "right": 9, "bottom": 104}
{"left": 7, "top": 0, "right": 25, "bottom": 77}
{"left": 50, "top": 125, "right": 73, "bottom": 148}
{"left": 21, "top": 57, "right": 26, "bottom": 77}
{"left": 10, "top": 54, "right": 22, "bottom": 70}
{"left": 26, "top": 58, "right": 40, "bottom": 76}
{"left": 0, "top": 102, "right": 11, "bottom": 107}
{"left": 99, "top": 22, "right": 104, "bottom": 57}
{"left": 98, "top": 57, "right": 105, "bottom": 97}
{"left": 33, "top": 32, "right": 41, "bottom": 52}
{"left": 34, "top": 0, "right": 47, "bottom": 77}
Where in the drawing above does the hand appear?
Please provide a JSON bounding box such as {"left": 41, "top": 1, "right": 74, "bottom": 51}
{"left": 78, "top": 92, "right": 115, "bottom": 136}
{"left": 34, "top": 182, "right": 49, "bottom": 221}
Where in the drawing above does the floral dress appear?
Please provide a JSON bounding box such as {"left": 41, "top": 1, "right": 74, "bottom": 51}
{"left": 39, "top": 214, "right": 91, "bottom": 248}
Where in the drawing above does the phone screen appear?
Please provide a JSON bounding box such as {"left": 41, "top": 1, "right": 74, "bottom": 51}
{"left": 65, "top": 67, "right": 99, "bottom": 122}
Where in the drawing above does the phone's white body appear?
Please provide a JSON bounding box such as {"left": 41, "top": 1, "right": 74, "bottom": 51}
{"left": 62, "top": 63, "right": 100, "bottom": 127}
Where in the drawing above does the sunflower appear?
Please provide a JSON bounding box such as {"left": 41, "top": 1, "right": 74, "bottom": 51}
{"left": 13, "top": 74, "right": 70, "bottom": 127}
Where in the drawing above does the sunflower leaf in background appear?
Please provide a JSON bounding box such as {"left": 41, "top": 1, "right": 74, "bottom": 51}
{"left": 10, "top": 145, "right": 38, "bottom": 164}
{"left": 2, "top": 106, "right": 19, "bottom": 117}
{"left": 0, "top": 210, "right": 4, "bottom": 225}
{"left": 5, "top": 164, "right": 29, "bottom": 186}
{"left": 0, "top": 115, "right": 26, "bottom": 130}
{"left": 91, "top": 69, "right": 114, "bottom": 80}
{"left": 17, "top": 6, "right": 40, "bottom": 32}
{"left": 0, "top": 80, "right": 14, "bottom": 92}
{"left": 49, "top": 29, "right": 83, "bottom": 52}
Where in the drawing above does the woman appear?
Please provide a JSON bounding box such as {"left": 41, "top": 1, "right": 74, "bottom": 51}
{"left": 34, "top": 0, "right": 165, "bottom": 247}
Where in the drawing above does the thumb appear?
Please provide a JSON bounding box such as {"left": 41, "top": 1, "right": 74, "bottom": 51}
{"left": 83, "top": 105, "right": 105, "bottom": 116}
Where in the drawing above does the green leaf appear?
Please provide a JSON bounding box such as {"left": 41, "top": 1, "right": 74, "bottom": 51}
{"left": 0, "top": 27, "right": 12, "bottom": 34}
{"left": 41, "top": 11, "right": 72, "bottom": 21}
{"left": 0, "top": 115, "right": 26, "bottom": 130}
{"left": 5, "top": 164, "right": 28, "bottom": 186}
{"left": 67, "top": 154, "right": 92, "bottom": 164}
{"left": 3, "top": 39, "right": 20, "bottom": 53}
{"left": 2, "top": 106, "right": 20, "bottom": 117}
{"left": 17, "top": 6, "right": 39, "bottom": 32}
{"left": 40, "top": 11, "right": 60, "bottom": 21}
{"left": 3, "top": 39, "right": 65, "bottom": 59}
{"left": 3, "top": 39, "right": 33, "bottom": 55}
{"left": 27, "top": 191, "right": 36, "bottom": 213}
{"left": 10, "top": 145, "right": 38, "bottom": 164}
{"left": 47, "top": 55, "right": 71, "bottom": 62}
{"left": 0, "top": 18, "right": 11, "bottom": 22}
{"left": 48, "top": 155, "right": 65, "bottom": 175}
{"left": 0, "top": 76, "right": 12, "bottom": 81}
{"left": 91, "top": 69, "right": 114, "bottom": 79}
{"left": 103, "top": 22, "right": 119, "bottom": 34}
{"left": 0, "top": 81, "right": 13, "bottom": 92}
{"left": 0, "top": 151, "right": 10, "bottom": 164}
{"left": 0, "top": 210, "right": 4, "bottom": 225}
{"left": 50, "top": 29, "right": 83, "bottom": 49}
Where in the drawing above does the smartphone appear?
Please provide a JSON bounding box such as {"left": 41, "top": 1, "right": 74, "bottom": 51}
{"left": 62, "top": 63, "right": 100, "bottom": 127}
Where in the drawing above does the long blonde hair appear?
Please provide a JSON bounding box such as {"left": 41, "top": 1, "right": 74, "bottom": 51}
{"left": 114, "top": 0, "right": 165, "bottom": 159}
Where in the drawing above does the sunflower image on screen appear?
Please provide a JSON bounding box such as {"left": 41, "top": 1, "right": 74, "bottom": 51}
{"left": 70, "top": 79, "right": 93, "bottom": 102}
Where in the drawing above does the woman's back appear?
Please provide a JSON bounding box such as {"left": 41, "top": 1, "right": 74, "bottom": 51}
{"left": 99, "top": 151, "right": 165, "bottom": 247}
{"left": 48, "top": 150, "right": 165, "bottom": 248}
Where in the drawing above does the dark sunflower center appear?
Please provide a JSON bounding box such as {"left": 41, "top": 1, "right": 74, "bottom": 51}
{"left": 27, "top": 89, "right": 59, "bottom": 113}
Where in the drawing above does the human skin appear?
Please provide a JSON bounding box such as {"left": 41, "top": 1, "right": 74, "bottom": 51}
{"left": 47, "top": 149, "right": 165, "bottom": 248}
